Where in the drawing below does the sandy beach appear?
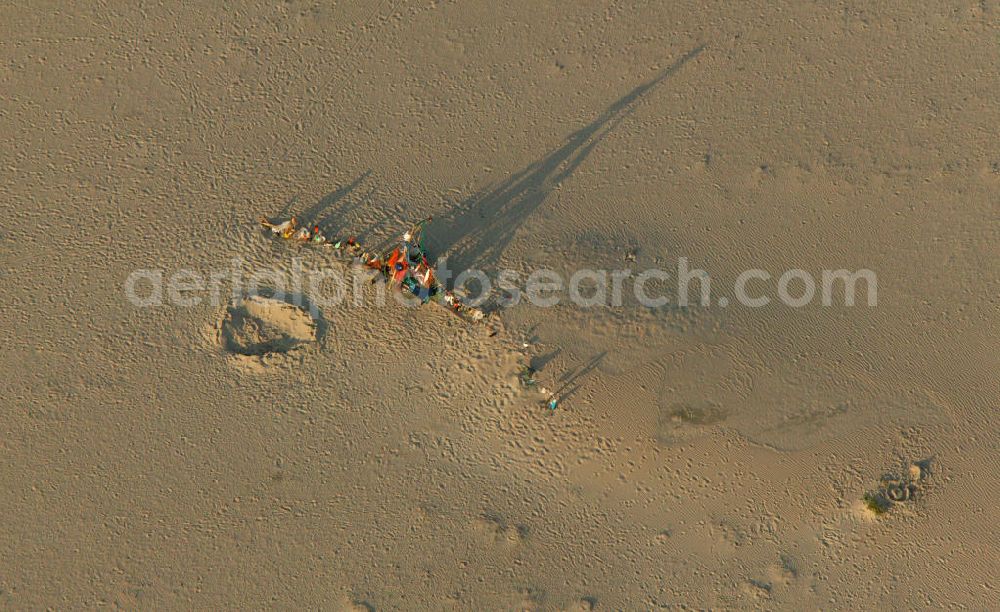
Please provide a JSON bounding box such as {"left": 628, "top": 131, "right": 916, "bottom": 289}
{"left": 2, "top": 2, "right": 997, "bottom": 608}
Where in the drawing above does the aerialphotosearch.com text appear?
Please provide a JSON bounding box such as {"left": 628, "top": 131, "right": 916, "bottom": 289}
{"left": 124, "top": 257, "right": 877, "bottom": 313}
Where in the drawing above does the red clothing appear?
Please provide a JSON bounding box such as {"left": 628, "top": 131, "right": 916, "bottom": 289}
{"left": 387, "top": 248, "right": 408, "bottom": 283}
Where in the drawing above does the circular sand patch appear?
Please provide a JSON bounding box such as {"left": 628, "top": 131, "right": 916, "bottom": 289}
{"left": 218, "top": 295, "right": 317, "bottom": 359}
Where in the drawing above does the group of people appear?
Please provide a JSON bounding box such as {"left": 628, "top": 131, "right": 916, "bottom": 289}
{"left": 260, "top": 213, "right": 566, "bottom": 407}
{"left": 259, "top": 216, "right": 329, "bottom": 244}
{"left": 259, "top": 214, "right": 485, "bottom": 321}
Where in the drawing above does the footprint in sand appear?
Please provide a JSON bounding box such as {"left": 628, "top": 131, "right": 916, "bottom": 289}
{"left": 215, "top": 295, "right": 318, "bottom": 367}
{"left": 472, "top": 513, "right": 528, "bottom": 548}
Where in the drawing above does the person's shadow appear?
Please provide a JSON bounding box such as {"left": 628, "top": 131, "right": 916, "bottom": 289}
{"left": 294, "top": 170, "right": 372, "bottom": 235}
{"left": 424, "top": 44, "right": 705, "bottom": 278}
{"left": 552, "top": 351, "right": 607, "bottom": 403}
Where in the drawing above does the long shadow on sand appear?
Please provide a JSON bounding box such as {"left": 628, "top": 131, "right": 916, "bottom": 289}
{"left": 550, "top": 351, "right": 607, "bottom": 404}
{"left": 425, "top": 44, "right": 704, "bottom": 277}
{"left": 304, "top": 170, "right": 372, "bottom": 235}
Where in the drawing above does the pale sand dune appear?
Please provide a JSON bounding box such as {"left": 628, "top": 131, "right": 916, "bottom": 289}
{"left": 2, "top": 2, "right": 998, "bottom": 609}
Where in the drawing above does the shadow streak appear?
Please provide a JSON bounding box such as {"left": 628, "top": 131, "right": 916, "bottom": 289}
{"left": 553, "top": 351, "right": 607, "bottom": 403}
{"left": 303, "top": 170, "right": 372, "bottom": 234}
{"left": 530, "top": 348, "right": 562, "bottom": 372}
{"left": 425, "top": 44, "right": 705, "bottom": 275}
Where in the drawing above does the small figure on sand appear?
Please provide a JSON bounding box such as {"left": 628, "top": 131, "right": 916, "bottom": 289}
{"left": 260, "top": 216, "right": 298, "bottom": 239}
{"left": 260, "top": 217, "right": 328, "bottom": 244}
